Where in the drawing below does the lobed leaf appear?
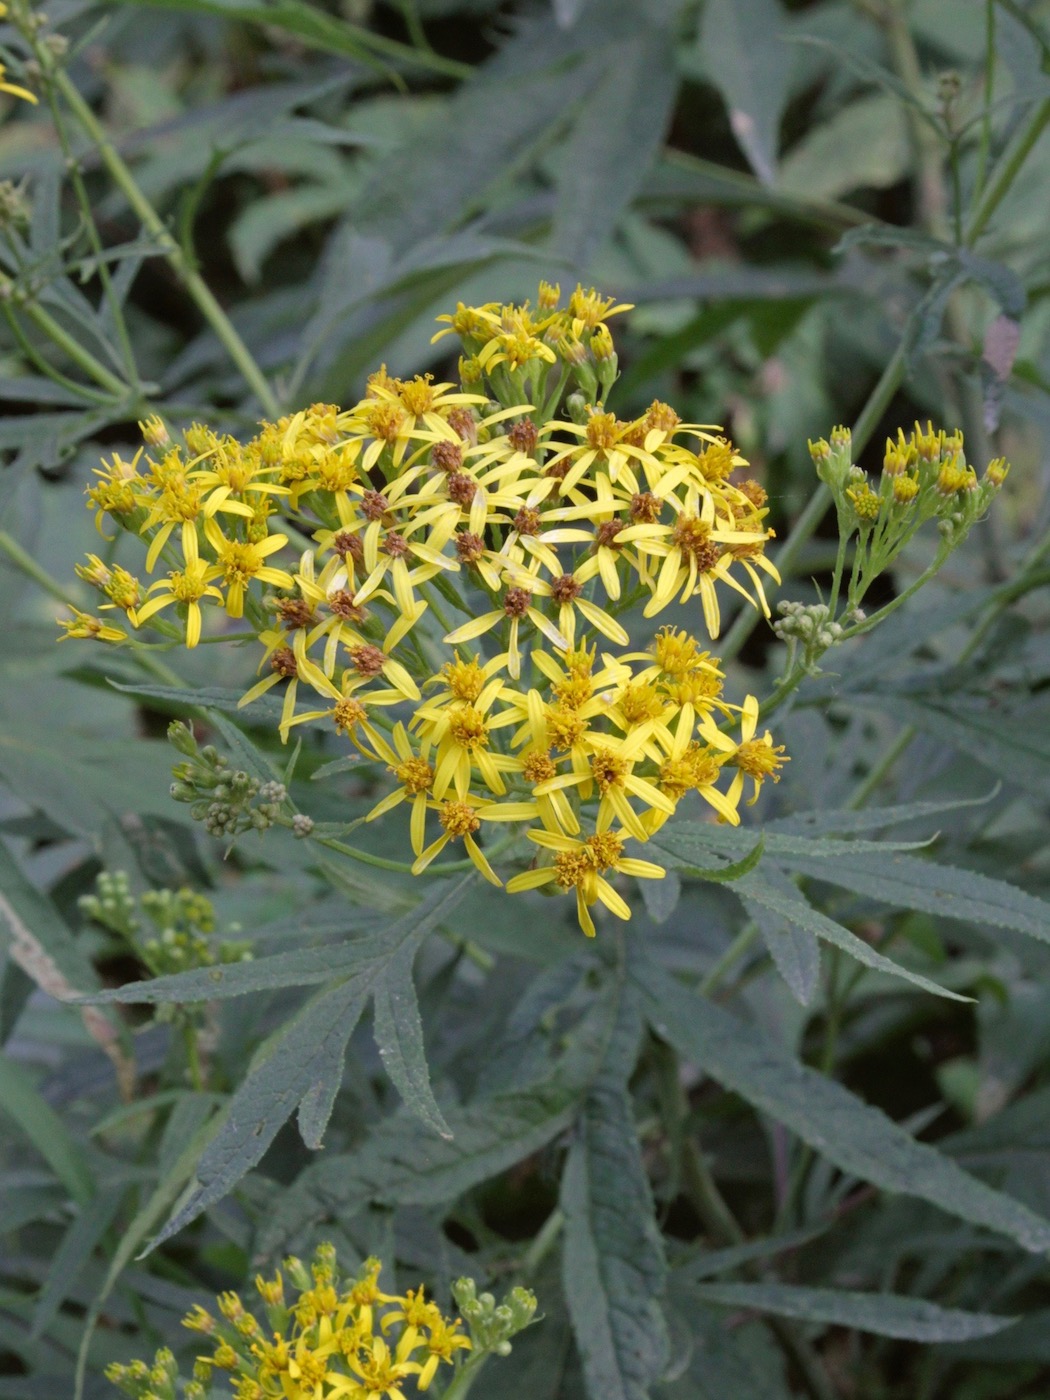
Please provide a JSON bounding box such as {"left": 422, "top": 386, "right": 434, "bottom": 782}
{"left": 634, "top": 957, "right": 1050, "bottom": 1254}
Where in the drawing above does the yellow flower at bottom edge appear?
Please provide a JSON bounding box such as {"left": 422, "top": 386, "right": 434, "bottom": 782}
{"left": 506, "top": 827, "right": 664, "bottom": 937}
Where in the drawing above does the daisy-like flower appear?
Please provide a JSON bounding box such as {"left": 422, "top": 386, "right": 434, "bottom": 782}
{"left": 619, "top": 483, "right": 768, "bottom": 636}
{"left": 413, "top": 680, "right": 521, "bottom": 800}
{"left": 202, "top": 518, "right": 295, "bottom": 618}
{"left": 362, "top": 723, "right": 436, "bottom": 857}
{"left": 705, "top": 694, "right": 789, "bottom": 806}
{"left": 135, "top": 554, "right": 224, "bottom": 648}
{"left": 502, "top": 556, "right": 629, "bottom": 649}
{"left": 532, "top": 408, "right": 663, "bottom": 500}
{"left": 531, "top": 726, "right": 674, "bottom": 843}
{"left": 443, "top": 583, "right": 567, "bottom": 680}
{"left": 352, "top": 495, "right": 459, "bottom": 615}
{"left": 506, "top": 827, "right": 663, "bottom": 937}
{"left": 411, "top": 796, "right": 538, "bottom": 886}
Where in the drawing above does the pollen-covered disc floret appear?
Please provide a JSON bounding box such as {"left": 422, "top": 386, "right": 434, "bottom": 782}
{"left": 64, "top": 285, "right": 1003, "bottom": 937}
{"left": 104, "top": 1244, "right": 522, "bottom": 1400}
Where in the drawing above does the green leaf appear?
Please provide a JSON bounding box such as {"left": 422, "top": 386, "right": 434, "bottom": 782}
{"left": 372, "top": 938, "right": 453, "bottom": 1140}
{"left": 687, "top": 1281, "right": 1014, "bottom": 1342}
{"left": 550, "top": 17, "right": 677, "bottom": 267}
{"left": 109, "top": 679, "right": 285, "bottom": 724}
{"left": 674, "top": 1226, "right": 828, "bottom": 1284}
{"left": 255, "top": 1077, "right": 582, "bottom": 1261}
{"left": 653, "top": 1310, "right": 790, "bottom": 1399}
{"left": 735, "top": 869, "right": 969, "bottom": 1002}
{"left": 633, "top": 958, "right": 1050, "bottom": 1253}
{"left": 779, "top": 92, "right": 910, "bottom": 200}
{"left": 149, "top": 876, "right": 475, "bottom": 1242}
{"left": 742, "top": 885, "right": 821, "bottom": 1006}
{"left": 774, "top": 848, "right": 1050, "bottom": 947}
{"left": 110, "top": 0, "right": 469, "bottom": 79}
{"left": 80, "top": 876, "right": 472, "bottom": 1004}
{"left": 561, "top": 983, "right": 667, "bottom": 1400}
{"left": 0, "top": 1056, "right": 94, "bottom": 1208}
{"left": 852, "top": 691, "right": 1050, "bottom": 796}
{"left": 74, "top": 1110, "right": 220, "bottom": 1396}
{"left": 766, "top": 789, "right": 999, "bottom": 838}
{"left": 255, "top": 972, "right": 628, "bottom": 1259}
{"left": 648, "top": 831, "right": 766, "bottom": 884}
{"left": 697, "top": 0, "right": 790, "bottom": 184}
{"left": 153, "top": 976, "right": 370, "bottom": 1247}
{"left": 31, "top": 1185, "right": 125, "bottom": 1340}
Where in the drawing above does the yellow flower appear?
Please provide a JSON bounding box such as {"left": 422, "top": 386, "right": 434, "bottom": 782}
{"left": 443, "top": 582, "right": 567, "bottom": 681}
{"left": 202, "top": 518, "right": 294, "bottom": 617}
{"left": 362, "top": 723, "right": 435, "bottom": 856}
{"left": 705, "top": 695, "right": 788, "bottom": 806}
{"left": 56, "top": 608, "right": 126, "bottom": 644}
{"left": 135, "top": 556, "right": 224, "bottom": 647}
{"left": 411, "top": 795, "right": 538, "bottom": 885}
{"left": 0, "top": 64, "right": 37, "bottom": 104}
{"left": 506, "top": 828, "right": 663, "bottom": 937}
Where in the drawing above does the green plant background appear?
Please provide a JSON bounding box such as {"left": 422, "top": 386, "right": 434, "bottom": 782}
{"left": 2, "top": 0, "right": 1050, "bottom": 1397}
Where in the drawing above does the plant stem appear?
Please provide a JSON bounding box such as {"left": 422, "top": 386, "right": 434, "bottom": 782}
{"left": 4, "top": 288, "right": 131, "bottom": 398}
{"left": 0, "top": 530, "right": 80, "bottom": 606}
{"left": 699, "top": 920, "right": 760, "bottom": 995}
{"left": 46, "top": 67, "right": 281, "bottom": 416}
{"left": 966, "top": 95, "right": 1050, "bottom": 244}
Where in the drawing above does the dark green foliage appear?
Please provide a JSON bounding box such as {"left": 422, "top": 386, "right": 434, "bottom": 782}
{"left": 3, "top": 1, "right": 1050, "bottom": 1398}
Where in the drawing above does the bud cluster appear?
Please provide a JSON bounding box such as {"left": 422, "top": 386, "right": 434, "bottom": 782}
{"left": 79, "top": 869, "right": 251, "bottom": 978}
{"left": 167, "top": 721, "right": 288, "bottom": 840}
{"left": 452, "top": 1276, "right": 538, "bottom": 1358}
{"left": 773, "top": 601, "right": 845, "bottom": 675}
{"left": 807, "top": 422, "right": 1009, "bottom": 617}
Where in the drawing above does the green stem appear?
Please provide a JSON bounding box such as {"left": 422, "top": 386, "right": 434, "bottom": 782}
{"left": 47, "top": 67, "right": 281, "bottom": 416}
{"left": 0, "top": 530, "right": 80, "bottom": 606}
{"left": 966, "top": 95, "right": 1050, "bottom": 244}
{"left": 720, "top": 343, "right": 909, "bottom": 663}
{"left": 699, "top": 921, "right": 760, "bottom": 995}
{"left": 5, "top": 290, "right": 130, "bottom": 398}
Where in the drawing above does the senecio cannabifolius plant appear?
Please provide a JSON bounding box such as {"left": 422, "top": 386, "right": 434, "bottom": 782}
{"left": 64, "top": 283, "right": 1005, "bottom": 941}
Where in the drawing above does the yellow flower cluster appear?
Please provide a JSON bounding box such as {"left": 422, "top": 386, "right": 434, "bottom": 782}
{"left": 70, "top": 283, "right": 786, "bottom": 936}
{"left": 106, "top": 1247, "right": 471, "bottom": 1400}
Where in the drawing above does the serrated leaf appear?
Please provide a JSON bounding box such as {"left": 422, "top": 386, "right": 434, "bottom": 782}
{"left": 373, "top": 937, "right": 452, "bottom": 1139}
{"left": 634, "top": 957, "right": 1050, "bottom": 1253}
{"left": 255, "top": 1077, "right": 582, "bottom": 1261}
{"left": 255, "top": 973, "right": 627, "bottom": 1259}
{"left": 146, "top": 877, "right": 475, "bottom": 1242}
{"left": 766, "top": 789, "right": 998, "bottom": 838}
{"left": 687, "top": 1281, "right": 1014, "bottom": 1342}
{"left": 735, "top": 869, "right": 968, "bottom": 1002}
{"left": 109, "top": 679, "right": 286, "bottom": 723}
{"left": 550, "top": 17, "right": 677, "bottom": 267}
{"left": 152, "top": 976, "right": 370, "bottom": 1247}
{"left": 743, "top": 887, "right": 821, "bottom": 1006}
{"left": 773, "top": 847, "right": 1050, "bottom": 947}
{"left": 80, "top": 876, "right": 471, "bottom": 1004}
{"left": 699, "top": 0, "right": 790, "bottom": 185}
{"left": 561, "top": 983, "right": 668, "bottom": 1400}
